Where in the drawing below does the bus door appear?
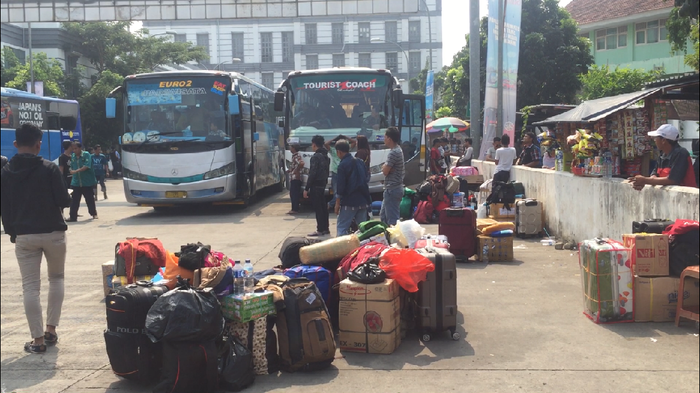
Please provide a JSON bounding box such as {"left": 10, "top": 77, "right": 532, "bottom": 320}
{"left": 238, "top": 95, "right": 255, "bottom": 197}
{"left": 400, "top": 94, "right": 426, "bottom": 187}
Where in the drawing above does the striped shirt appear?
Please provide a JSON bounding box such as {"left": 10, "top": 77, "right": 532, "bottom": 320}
{"left": 384, "top": 146, "right": 404, "bottom": 190}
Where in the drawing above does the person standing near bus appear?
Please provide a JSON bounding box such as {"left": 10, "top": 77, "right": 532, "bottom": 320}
{"left": 91, "top": 145, "right": 110, "bottom": 200}
{"left": 334, "top": 139, "right": 371, "bottom": 236}
{"left": 287, "top": 141, "right": 304, "bottom": 215}
{"left": 304, "top": 135, "right": 330, "bottom": 237}
{"left": 1, "top": 123, "right": 71, "bottom": 354}
{"left": 325, "top": 135, "right": 356, "bottom": 213}
{"left": 380, "top": 127, "right": 405, "bottom": 226}
{"left": 68, "top": 142, "right": 98, "bottom": 221}
{"left": 58, "top": 141, "right": 73, "bottom": 189}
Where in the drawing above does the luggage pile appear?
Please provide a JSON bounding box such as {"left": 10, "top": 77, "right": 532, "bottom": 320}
{"left": 579, "top": 219, "right": 700, "bottom": 325}
{"left": 413, "top": 173, "right": 478, "bottom": 224}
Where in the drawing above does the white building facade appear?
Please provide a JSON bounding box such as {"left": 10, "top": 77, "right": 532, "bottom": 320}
{"left": 144, "top": 0, "right": 443, "bottom": 92}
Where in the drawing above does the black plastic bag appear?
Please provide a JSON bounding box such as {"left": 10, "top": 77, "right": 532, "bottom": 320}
{"left": 179, "top": 242, "right": 211, "bottom": 271}
{"left": 347, "top": 258, "right": 386, "bottom": 284}
{"left": 218, "top": 337, "right": 255, "bottom": 392}
{"left": 145, "top": 279, "right": 224, "bottom": 342}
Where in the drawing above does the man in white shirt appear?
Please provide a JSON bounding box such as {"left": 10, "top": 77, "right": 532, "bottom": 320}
{"left": 494, "top": 134, "right": 516, "bottom": 183}
{"left": 458, "top": 138, "right": 474, "bottom": 166}
{"left": 485, "top": 137, "right": 501, "bottom": 162}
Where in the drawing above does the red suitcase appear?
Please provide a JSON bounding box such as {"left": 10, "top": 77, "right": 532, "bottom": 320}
{"left": 438, "top": 208, "right": 477, "bottom": 260}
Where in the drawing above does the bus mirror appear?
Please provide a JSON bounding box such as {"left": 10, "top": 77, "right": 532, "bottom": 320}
{"left": 392, "top": 89, "right": 404, "bottom": 106}
{"left": 105, "top": 98, "right": 117, "bottom": 118}
{"left": 230, "top": 96, "right": 240, "bottom": 115}
{"left": 274, "top": 91, "right": 285, "bottom": 111}
{"left": 253, "top": 132, "right": 260, "bottom": 142}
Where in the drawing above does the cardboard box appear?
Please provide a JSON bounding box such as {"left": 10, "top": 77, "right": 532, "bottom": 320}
{"left": 634, "top": 276, "right": 700, "bottom": 322}
{"left": 102, "top": 261, "right": 115, "bottom": 297}
{"left": 111, "top": 274, "right": 154, "bottom": 291}
{"left": 462, "top": 175, "right": 484, "bottom": 184}
{"left": 488, "top": 203, "right": 515, "bottom": 219}
{"left": 622, "top": 234, "right": 669, "bottom": 277}
{"left": 221, "top": 291, "right": 276, "bottom": 323}
{"left": 338, "top": 278, "right": 401, "bottom": 354}
{"left": 476, "top": 235, "right": 514, "bottom": 262}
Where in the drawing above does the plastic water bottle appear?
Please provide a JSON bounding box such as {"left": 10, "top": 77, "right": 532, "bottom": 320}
{"left": 232, "top": 260, "right": 244, "bottom": 295}
{"left": 540, "top": 238, "right": 554, "bottom": 246}
{"left": 243, "top": 259, "right": 254, "bottom": 294}
{"left": 482, "top": 245, "right": 489, "bottom": 264}
{"left": 555, "top": 149, "right": 564, "bottom": 172}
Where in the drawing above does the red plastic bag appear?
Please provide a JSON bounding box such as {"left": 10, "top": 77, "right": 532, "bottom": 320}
{"left": 663, "top": 219, "right": 700, "bottom": 236}
{"left": 378, "top": 248, "right": 435, "bottom": 292}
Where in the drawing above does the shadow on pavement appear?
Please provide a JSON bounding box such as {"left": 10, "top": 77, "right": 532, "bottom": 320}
{"left": 246, "top": 367, "right": 340, "bottom": 388}
{"left": 602, "top": 320, "right": 699, "bottom": 338}
{"left": 1, "top": 349, "right": 59, "bottom": 392}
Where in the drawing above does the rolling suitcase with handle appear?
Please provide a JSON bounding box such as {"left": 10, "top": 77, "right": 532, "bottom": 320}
{"left": 414, "top": 248, "right": 460, "bottom": 342}
{"left": 515, "top": 199, "right": 543, "bottom": 237}
{"left": 438, "top": 207, "right": 477, "bottom": 260}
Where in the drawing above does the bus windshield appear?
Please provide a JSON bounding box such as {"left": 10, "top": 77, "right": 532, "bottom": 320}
{"left": 123, "top": 76, "right": 229, "bottom": 144}
{"left": 287, "top": 73, "right": 393, "bottom": 147}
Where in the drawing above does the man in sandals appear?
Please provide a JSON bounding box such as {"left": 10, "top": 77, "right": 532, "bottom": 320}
{"left": 1, "top": 123, "right": 71, "bottom": 354}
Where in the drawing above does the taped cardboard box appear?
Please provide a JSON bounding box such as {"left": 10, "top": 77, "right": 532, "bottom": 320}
{"left": 622, "top": 234, "right": 669, "bottom": 277}
{"left": 634, "top": 276, "right": 700, "bottom": 322}
{"left": 488, "top": 203, "right": 515, "bottom": 219}
{"left": 476, "top": 235, "right": 514, "bottom": 262}
{"left": 338, "top": 278, "right": 401, "bottom": 354}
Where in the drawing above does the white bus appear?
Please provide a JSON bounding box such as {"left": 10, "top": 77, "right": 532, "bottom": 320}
{"left": 274, "top": 68, "right": 427, "bottom": 193}
{"left": 107, "top": 71, "right": 285, "bottom": 207}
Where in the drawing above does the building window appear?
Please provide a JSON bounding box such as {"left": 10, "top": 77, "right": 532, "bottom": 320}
{"left": 636, "top": 19, "right": 668, "bottom": 45}
{"left": 305, "top": 23, "right": 317, "bottom": 45}
{"left": 409, "top": 21, "right": 421, "bottom": 43}
{"left": 385, "top": 21, "right": 397, "bottom": 43}
{"left": 358, "top": 22, "right": 371, "bottom": 43}
{"left": 282, "top": 32, "right": 294, "bottom": 63}
{"left": 332, "top": 23, "right": 344, "bottom": 45}
{"left": 409, "top": 52, "right": 421, "bottom": 75}
{"left": 261, "top": 33, "right": 273, "bottom": 63}
{"left": 262, "top": 72, "right": 275, "bottom": 90}
{"left": 196, "top": 33, "right": 209, "bottom": 56}
{"left": 386, "top": 52, "right": 398, "bottom": 74}
{"left": 358, "top": 53, "right": 372, "bottom": 68}
{"left": 8, "top": 47, "right": 26, "bottom": 65}
{"left": 306, "top": 54, "right": 318, "bottom": 70}
{"left": 232, "top": 33, "right": 245, "bottom": 62}
{"left": 333, "top": 54, "right": 345, "bottom": 67}
{"left": 174, "top": 34, "right": 187, "bottom": 43}
{"left": 595, "top": 26, "right": 627, "bottom": 50}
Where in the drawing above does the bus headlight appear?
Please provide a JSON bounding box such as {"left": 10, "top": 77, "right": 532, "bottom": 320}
{"left": 370, "top": 163, "right": 384, "bottom": 174}
{"left": 123, "top": 168, "right": 149, "bottom": 181}
{"left": 204, "top": 162, "right": 235, "bottom": 180}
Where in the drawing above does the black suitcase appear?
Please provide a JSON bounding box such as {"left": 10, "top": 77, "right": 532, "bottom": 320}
{"left": 632, "top": 219, "right": 673, "bottom": 234}
{"left": 154, "top": 340, "right": 218, "bottom": 393}
{"left": 104, "top": 281, "right": 168, "bottom": 382}
{"left": 414, "top": 248, "right": 460, "bottom": 342}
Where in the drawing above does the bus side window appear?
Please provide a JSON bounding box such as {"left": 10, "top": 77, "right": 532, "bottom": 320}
{"left": 47, "top": 113, "right": 60, "bottom": 130}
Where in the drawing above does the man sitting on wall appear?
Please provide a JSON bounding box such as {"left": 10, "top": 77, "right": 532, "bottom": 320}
{"left": 630, "top": 124, "right": 697, "bottom": 190}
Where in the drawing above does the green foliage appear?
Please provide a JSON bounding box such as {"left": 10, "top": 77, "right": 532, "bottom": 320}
{"left": 436, "top": 106, "right": 453, "bottom": 118}
{"left": 666, "top": 7, "right": 699, "bottom": 71}
{"left": 578, "top": 65, "right": 662, "bottom": 101}
{"left": 5, "top": 52, "right": 66, "bottom": 97}
{"left": 1, "top": 47, "right": 22, "bottom": 87}
{"left": 79, "top": 71, "right": 125, "bottom": 148}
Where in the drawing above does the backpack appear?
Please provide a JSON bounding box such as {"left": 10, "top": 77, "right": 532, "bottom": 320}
{"left": 669, "top": 229, "right": 699, "bottom": 277}
{"left": 278, "top": 237, "right": 322, "bottom": 268}
{"left": 487, "top": 181, "right": 516, "bottom": 208}
{"left": 283, "top": 265, "right": 333, "bottom": 306}
{"left": 414, "top": 200, "right": 434, "bottom": 224}
{"left": 262, "top": 278, "right": 336, "bottom": 372}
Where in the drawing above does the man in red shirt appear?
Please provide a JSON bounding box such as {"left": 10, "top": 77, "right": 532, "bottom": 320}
{"left": 429, "top": 138, "right": 443, "bottom": 175}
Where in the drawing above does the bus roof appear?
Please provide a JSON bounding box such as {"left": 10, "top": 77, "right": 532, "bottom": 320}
{"left": 125, "top": 70, "right": 247, "bottom": 80}
{"left": 0, "top": 87, "right": 79, "bottom": 104}
{"left": 285, "top": 68, "right": 394, "bottom": 78}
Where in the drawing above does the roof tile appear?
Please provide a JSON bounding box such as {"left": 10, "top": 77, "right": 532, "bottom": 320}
{"left": 565, "top": 0, "right": 673, "bottom": 26}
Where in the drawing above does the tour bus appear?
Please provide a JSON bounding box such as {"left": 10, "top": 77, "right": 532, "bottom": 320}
{"left": 1, "top": 87, "right": 82, "bottom": 160}
{"left": 106, "top": 70, "right": 285, "bottom": 207}
{"left": 273, "top": 68, "right": 427, "bottom": 193}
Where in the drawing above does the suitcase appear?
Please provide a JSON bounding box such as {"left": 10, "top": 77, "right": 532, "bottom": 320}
{"left": 509, "top": 181, "right": 525, "bottom": 197}
{"left": 153, "top": 340, "right": 218, "bottom": 393}
{"left": 283, "top": 265, "right": 333, "bottom": 306}
{"left": 515, "top": 199, "right": 543, "bottom": 236}
{"left": 632, "top": 219, "right": 673, "bottom": 234}
{"left": 579, "top": 238, "right": 633, "bottom": 324}
{"left": 104, "top": 281, "right": 168, "bottom": 382}
{"left": 438, "top": 208, "right": 477, "bottom": 260}
{"left": 414, "top": 248, "right": 460, "bottom": 341}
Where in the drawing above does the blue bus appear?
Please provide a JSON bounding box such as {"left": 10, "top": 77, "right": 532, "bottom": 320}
{"left": 1, "top": 87, "right": 82, "bottom": 160}
{"left": 107, "top": 70, "right": 285, "bottom": 207}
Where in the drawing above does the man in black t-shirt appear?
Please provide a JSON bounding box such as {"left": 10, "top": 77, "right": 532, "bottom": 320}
{"left": 58, "top": 141, "right": 73, "bottom": 189}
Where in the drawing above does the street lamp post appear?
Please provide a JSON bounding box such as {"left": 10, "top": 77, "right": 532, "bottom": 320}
{"left": 371, "top": 37, "right": 411, "bottom": 92}
{"left": 215, "top": 58, "right": 242, "bottom": 71}
{"left": 419, "top": 0, "right": 433, "bottom": 71}
{"left": 151, "top": 30, "right": 178, "bottom": 38}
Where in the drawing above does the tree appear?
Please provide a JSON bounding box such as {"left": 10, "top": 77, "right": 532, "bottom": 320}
{"left": 80, "top": 71, "right": 125, "bottom": 148}
{"left": 5, "top": 52, "right": 66, "bottom": 97}
{"left": 1, "top": 47, "right": 21, "bottom": 87}
{"left": 578, "top": 65, "right": 662, "bottom": 101}
{"left": 666, "top": 1, "right": 699, "bottom": 71}
{"left": 435, "top": 106, "right": 453, "bottom": 118}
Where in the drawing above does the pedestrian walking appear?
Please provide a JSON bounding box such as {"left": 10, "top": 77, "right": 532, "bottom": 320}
{"left": 1, "top": 123, "right": 71, "bottom": 354}
{"left": 91, "top": 144, "right": 110, "bottom": 200}
{"left": 325, "top": 135, "right": 356, "bottom": 213}
{"left": 493, "top": 134, "right": 516, "bottom": 183}
{"left": 304, "top": 135, "right": 330, "bottom": 237}
{"left": 380, "top": 127, "right": 405, "bottom": 226}
{"left": 58, "top": 141, "right": 73, "bottom": 189}
{"left": 109, "top": 146, "right": 122, "bottom": 178}
{"left": 287, "top": 140, "right": 304, "bottom": 214}
{"left": 334, "top": 139, "right": 371, "bottom": 236}
{"left": 68, "top": 142, "right": 98, "bottom": 221}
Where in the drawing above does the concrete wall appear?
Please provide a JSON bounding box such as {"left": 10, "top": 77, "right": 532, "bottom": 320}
{"left": 473, "top": 160, "right": 699, "bottom": 243}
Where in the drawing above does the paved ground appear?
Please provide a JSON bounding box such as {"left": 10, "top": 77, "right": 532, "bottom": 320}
{"left": 1, "top": 179, "right": 699, "bottom": 393}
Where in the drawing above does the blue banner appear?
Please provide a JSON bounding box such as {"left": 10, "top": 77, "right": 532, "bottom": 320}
{"left": 479, "top": 0, "right": 522, "bottom": 159}
{"left": 425, "top": 70, "right": 434, "bottom": 122}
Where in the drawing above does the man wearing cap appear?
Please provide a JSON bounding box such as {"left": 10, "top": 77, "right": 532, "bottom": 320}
{"left": 631, "top": 124, "right": 696, "bottom": 190}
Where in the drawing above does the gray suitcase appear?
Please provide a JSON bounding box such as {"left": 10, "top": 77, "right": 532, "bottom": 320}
{"left": 515, "top": 199, "right": 543, "bottom": 236}
{"left": 414, "top": 248, "right": 460, "bottom": 342}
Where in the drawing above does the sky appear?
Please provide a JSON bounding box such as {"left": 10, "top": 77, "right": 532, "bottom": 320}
{"left": 441, "top": 0, "right": 574, "bottom": 67}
